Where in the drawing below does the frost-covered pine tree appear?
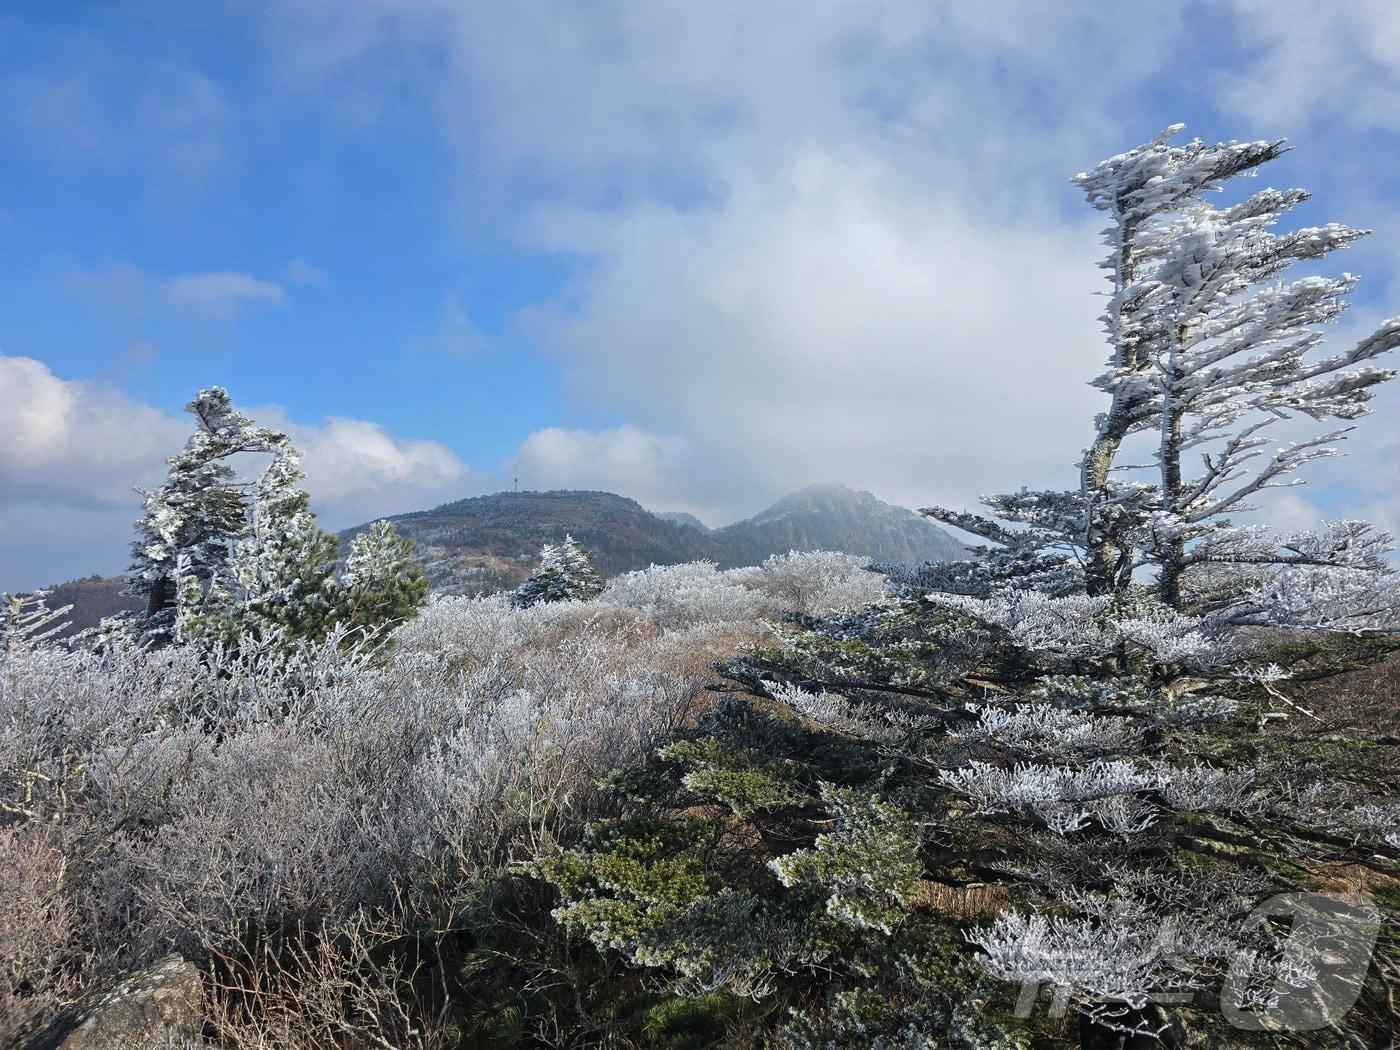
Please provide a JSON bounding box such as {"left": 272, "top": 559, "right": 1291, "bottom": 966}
{"left": 1073, "top": 125, "right": 1400, "bottom": 606}
{"left": 336, "top": 520, "right": 429, "bottom": 639}
{"left": 206, "top": 446, "right": 342, "bottom": 644}
{"left": 124, "top": 387, "right": 428, "bottom": 648}
{"left": 927, "top": 126, "right": 1399, "bottom": 620}
{"left": 510, "top": 535, "right": 604, "bottom": 608}
{"left": 125, "top": 388, "right": 288, "bottom": 646}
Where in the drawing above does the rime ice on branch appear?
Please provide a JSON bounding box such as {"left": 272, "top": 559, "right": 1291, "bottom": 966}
{"left": 926, "top": 125, "right": 1400, "bottom": 623}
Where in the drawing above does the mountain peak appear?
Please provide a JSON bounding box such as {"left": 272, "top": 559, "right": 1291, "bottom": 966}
{"left": 713, "top": 483, "right": 967, "bottom": 568}
{"left": 747, "top": 482, "right": 874, "bottom": 522}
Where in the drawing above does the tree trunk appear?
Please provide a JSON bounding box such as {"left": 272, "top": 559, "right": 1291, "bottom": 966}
{"left": 146, "top": 575, "right": 174, "bottom": 618}
{"left": 1082, "top": 429, "right": 1127, "bottom": 597}
{"left": 1158, "top": 340, "right": 1186, "bottom": 608}
{"left": 1158, "top": 553, "right": 1185, "bottom": 608}
{"left": 1082, "top": 210, "right": 1142, "bottom": 598}
{"left": 1153, "top": 386, "right": 1187, "bottom": 607}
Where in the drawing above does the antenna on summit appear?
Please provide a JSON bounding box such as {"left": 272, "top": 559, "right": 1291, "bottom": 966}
{"left": 514, "top": 476, "right": 518, "bottom": 492}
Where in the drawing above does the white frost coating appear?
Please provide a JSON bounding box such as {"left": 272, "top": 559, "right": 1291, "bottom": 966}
{"left": 954, "top": 704, "right": 1141, "bottom": 757}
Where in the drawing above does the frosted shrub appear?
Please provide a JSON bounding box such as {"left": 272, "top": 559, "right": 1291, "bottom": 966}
{"left": 0, "top": 585, "right": 723, "bottom": 1043}
{"left": 932, "top": 590, "right": 1232, "bottom": 670}
{"left": 751, "top": 550, "right": 888, "bottom": 615}
{"left": 953, "top": 703, "right": 1143, "bottom": 757}
{"left": 0, "top": 827, "right": 86, "bottom": 1038}
{"left": 601, "top": 561, "right": 768, "bottom": 628}
{"left": 600, "top": 551, "right": 888, "bottom": 630}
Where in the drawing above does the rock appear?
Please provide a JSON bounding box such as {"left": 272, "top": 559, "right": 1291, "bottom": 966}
{"left": 25, "top": 954, "right": 203, "bottom": 1049}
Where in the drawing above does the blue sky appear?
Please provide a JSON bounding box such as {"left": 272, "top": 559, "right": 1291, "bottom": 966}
{"left": 3, "top": 2, "right": 1400, "bottom": 590}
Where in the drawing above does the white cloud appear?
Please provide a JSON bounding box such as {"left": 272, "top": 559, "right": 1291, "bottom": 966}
{"left": 0, "top": 354, "right": 186, "bottom": 590}
{"left": 0, "top": 354, "right": 184, "bottom": 506}
{"left": 66, "top": 264, "right": 291, "bottom": 323}
{"left": 252, "top": 407, "right": 485, "bottom": 526}
{"left": 0, "top": 353, "right": 483, "bottom": 589}
{"left": 162, "top": 271, "right": 288, "bottom": 316}
{"left": 507, "top": 424, "right": 688, "bottom": 510}
{"left": 528, "top": 153, "right": 1104, "bottom": 520}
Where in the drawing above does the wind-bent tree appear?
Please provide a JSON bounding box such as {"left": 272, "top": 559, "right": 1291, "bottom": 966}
{"left": 927, "top": 126, "right": 1399, "bottom": 618}
{"left": 126, "top": 388, "right": 289, "bottom": 646}
{"left": 1073, "top": 125, "right": 1399, "bottom": 605}
{"left": 123, "top": 387, "right": 427, "bottom": 648}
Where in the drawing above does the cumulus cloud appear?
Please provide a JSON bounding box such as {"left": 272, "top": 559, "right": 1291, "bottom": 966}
{"left": 0, "top": 354, "right": 184, "bottom": 506}
{"left": 507, "top": 424, "right": 689, "bottom": 509}
{"left": 533, "top": 155, "right": 1104, "bottom": 519}
{"left": 162, "top": 271, "right": 288, "bottom": 316}
{"left": 251, "top": 407, "right": 485, "bottom": 526}
{"left": 0, "top": 353, "right": 483, "bottom": 589}
{"left": 0, "top": 355, "right": 186, "bottom": 590}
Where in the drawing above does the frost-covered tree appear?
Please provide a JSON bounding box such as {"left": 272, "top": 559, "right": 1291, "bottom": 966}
{"left": 1072, "top": 125, "right": 1400, "bottom": 605}
{"left": 123, "top": 387, "right": 427, "bottom": 648}
{"left": 125, "top": 388, "right": 290, "bottom": 645}
{"left": 200, "top": 448, "right": 343, "bottom": 645}
{"left": 335, "top": 520, "right": 429, "bottom": 640}
{"left": 926, "top": 126, "right": 1400, "bottom": 618}
{"left": 510, "top": 535, "right": 604, "bottom": 608}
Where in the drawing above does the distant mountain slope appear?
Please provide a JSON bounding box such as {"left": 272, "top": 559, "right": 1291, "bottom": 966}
{"left": 33, "top": 575, "right": 140, "bottom": 639}
{"left": 655, "top": 510, "right": 711, "bottom": 533}
{"left": 344, "top": 483, "right": 969, "bottom": 595}
{"left": 346, "top": 490, "right": 721, "bottom": 594}
{"left": 712, "top": 482, "right": 969, "bottom": 569}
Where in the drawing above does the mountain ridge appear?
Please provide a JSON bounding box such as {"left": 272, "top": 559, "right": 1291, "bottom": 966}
{"left": 342, "top": 482, "right": 969, "bottom": 595}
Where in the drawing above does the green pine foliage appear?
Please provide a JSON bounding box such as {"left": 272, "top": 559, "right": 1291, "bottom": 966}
{"left": 337, "top": 520, "right": 430, "bottom": 639}
{"left": 511, "top": 534, "right": 605, "bottom": 608}
{"left": 537, "top": 590, "right": 1400, "bottom": 1047}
